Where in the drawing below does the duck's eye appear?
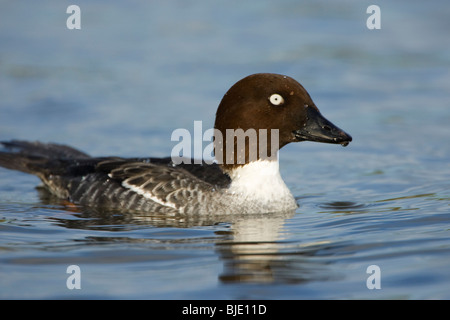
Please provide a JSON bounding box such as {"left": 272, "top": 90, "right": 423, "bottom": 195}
{"left": 269, "top": 93, "right": 284, "bottom": 106}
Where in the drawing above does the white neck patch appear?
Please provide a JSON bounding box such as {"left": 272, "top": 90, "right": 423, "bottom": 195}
{"left": 227, "top": 159, "right": 295, "bottom": 208}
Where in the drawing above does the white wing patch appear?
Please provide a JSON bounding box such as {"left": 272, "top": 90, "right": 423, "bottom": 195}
{"left": 121, "top": 180, "right": 178, "bottom": 210}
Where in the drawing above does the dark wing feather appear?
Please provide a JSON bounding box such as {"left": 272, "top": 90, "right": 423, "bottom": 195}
{"left": 96, "top": 159, "right": 225, "bottom": 212}
{"left": 98, "top": 157, "right": 231, "bottom": 188}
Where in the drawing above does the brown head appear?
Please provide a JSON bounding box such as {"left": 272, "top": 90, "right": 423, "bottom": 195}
{"left": 214, "top": 73, "right": 352, "bottom": 172}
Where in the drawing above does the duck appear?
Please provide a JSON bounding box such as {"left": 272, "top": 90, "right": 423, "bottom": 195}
{"left": 0, "top": 73, "right": 352, "bottom": 215}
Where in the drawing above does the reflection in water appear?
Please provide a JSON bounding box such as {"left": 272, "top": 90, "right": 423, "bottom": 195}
{"left": 216, "top": 214, "right": 338, "bottom": 284}
{"left": 218, "top": 213, "right": 292, "bottom": 283}
{"left": 36, "top": 186, "right": 339, "bottom": 285}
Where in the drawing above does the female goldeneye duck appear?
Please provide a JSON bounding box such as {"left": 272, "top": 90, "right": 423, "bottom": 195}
{"left": 0, "top": 73, "right": 352, "bottom": 215}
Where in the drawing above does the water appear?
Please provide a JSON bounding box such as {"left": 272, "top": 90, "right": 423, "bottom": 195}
{"left": 1, "top": 0, "right": 450, "bottom": 299}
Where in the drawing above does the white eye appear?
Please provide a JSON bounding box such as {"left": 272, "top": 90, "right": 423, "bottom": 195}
{"left": 269, "top": 93, "right": 284, "bottom": 106}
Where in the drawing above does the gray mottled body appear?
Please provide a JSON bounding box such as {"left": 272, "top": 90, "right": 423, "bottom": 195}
{"left": 0, "top": 140, "right": 234, "bottom": 214}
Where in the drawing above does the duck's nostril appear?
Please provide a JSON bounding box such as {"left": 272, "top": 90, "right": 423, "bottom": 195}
{"left": 323, "top": 125, "right": 332, "bottom": 132}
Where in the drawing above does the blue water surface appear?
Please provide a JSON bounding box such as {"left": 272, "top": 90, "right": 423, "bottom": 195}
{"left": 0, "top": 0, "right": 449, "bottom": 299}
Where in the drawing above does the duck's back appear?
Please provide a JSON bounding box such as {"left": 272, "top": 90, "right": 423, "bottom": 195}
{"left": 0, "top": 140, "right": 230, "bottom": 214}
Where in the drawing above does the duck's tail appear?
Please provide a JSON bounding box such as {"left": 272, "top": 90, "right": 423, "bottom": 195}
{"left": 0, "top": 140, "right": 91, "bottom": 175}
